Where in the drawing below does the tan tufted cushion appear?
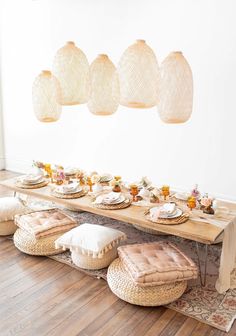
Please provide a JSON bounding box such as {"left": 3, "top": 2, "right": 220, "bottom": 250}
{"left": 118, "top": 241, "right": 198, "bottom": 287}
{"left": 15, "top": 209, "right": 77, "bottom": 239}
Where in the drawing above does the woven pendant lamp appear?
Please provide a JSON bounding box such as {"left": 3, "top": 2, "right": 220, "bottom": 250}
{"left": 87, "top": 54, "right": 120, "bottom": 116}
{"left": 117, "top": 39, "right": 160, "bottom": 108}
{"left": 32, "top": 70, "right": 62, "bottom": 122}
{"left": 158, "top": 52, "right": 193, "bottom": 123}
{"left": 52, "top": 41, "right": 90, "bottom": 105}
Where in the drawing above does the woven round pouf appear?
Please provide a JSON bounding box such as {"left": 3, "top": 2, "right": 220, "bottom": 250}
{"left": 107, "top": 258, "right": 187, "bottom": 306}
{"left": 0, "top": 220, "right": 17, "bottom": 236}
{"left": 13, "top": 229, "right": 64, "bottom": 256}
{"left": 71, "top": 248, "right": 118, "bottom": 270}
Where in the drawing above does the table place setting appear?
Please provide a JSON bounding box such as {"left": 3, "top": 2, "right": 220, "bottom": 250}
{"left": 15, "top": 174, "right": 48, "bottom": 189}
{"left": 51, "top": 181, "right": 88, "bottom": 199}
{"left": 92, "top": 191, "right": 131, "bottom": 210}
{"left": 145, "top": 202, "right": 190, "bottom": 225}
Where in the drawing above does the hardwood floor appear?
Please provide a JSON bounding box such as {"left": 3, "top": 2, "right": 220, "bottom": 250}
{"left": 0, "top": 170, "right": 235, "bottom": 336}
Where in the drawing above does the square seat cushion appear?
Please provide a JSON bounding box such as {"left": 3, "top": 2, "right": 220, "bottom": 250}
{"left": 118, "top": 241, "right": 198, "bottom": 286}
{"left": 0, "top": 197, "right": 28, "bottom": 222}
{"left": 15, "top": 209, "right": 77, "bottom": 239}
{"left": 55, "top": 223, "right": 126, "bottom": 258}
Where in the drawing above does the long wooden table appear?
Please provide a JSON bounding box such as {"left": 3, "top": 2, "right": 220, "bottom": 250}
{"left": 0, "top": 177, "right": 225, "bottom": 245}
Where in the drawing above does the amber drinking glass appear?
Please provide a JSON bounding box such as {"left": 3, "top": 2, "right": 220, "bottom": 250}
{"left": 130, "top": 184, "right": 139, "bottom": 202}
{"left": 187, "top": 196, "right": 196, "bottom": 211}
{"left": 87, "top": 177, "right": 93, "bottom": 192}
{"left": 161, "top": 185, "right": 170, "bottom": 200}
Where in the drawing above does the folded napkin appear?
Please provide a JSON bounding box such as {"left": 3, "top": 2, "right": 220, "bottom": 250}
{"left": 150, "top": 203, "right": 176, "bottom": 221}
{"left": 56, "top": 182, "right": 80, "bottom": 194}
{"left": 22, "top": 174, "right": 43, "bottom": 183}
{"left": 95, "top": 192, "right": 121, "bottom": 204}
{"left": 14, "top": 209, "right": 77, "bottom": 239}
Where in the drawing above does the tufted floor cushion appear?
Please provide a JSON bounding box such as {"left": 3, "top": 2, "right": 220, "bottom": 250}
{"left": 0, "top": 197, "right": 29, "bottom": 236}
{"left": 15, "top": 209, "right": 77, "bottom": 239}
{"left": 118, "top": 241, "right": 198, "bottom": 287}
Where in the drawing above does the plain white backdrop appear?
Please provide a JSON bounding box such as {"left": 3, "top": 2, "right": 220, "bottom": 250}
{"left": 0, "top": 0, "right": 236, "bottom": 200}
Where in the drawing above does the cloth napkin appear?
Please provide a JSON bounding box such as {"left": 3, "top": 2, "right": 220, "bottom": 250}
{"left": 150, "top": 203, "right": 176, "bottom": 221}
{"left": 56, "top": 182, "right": 79, "bottom": 194}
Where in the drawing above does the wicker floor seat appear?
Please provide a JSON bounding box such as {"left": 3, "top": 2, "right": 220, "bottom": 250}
{"left": 107, "top": 241, "right": 198, "bottom": 306}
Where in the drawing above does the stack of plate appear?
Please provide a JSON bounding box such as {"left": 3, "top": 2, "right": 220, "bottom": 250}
{"left": 93, "top": 192, "right": 131, "bottom": 210}
{"left": 52, "top": 182, "right": 86, "bottom": 199}
{"left": 16, "top": 174, "right": 48, "bottom": 189}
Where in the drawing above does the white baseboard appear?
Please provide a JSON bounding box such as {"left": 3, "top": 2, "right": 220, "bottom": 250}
{"left": 0, "top": 157, "right": 5, "bottom": 170}
{"left": 4, "top": 158, "right": 236, "bottom": 203}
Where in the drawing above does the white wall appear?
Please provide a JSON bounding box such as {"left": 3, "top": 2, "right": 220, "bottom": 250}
{"left": 0, "top": 8, "right": 5, "bottom": 170}
{"left": 1, "top": 0, "right": 236, "bottom": 200}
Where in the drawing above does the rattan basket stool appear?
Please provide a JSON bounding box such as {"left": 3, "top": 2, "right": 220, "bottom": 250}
{"left": 107, "top": 258, "right": 187, "bottom": 306}
{"left": 13, "top": 228, "right": 64, "bottom": 256}
{"left": 71, "top": 248, "right": 118, "bottom": 270}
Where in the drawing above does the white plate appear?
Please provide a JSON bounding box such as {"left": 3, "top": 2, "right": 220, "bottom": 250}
{"left": 159, "top": 208, "right": 183, "bottom": 219}
{"left": 102, "top": 195, "right": 126, "bottom": 205}
{"left": 21, "top": 177, "right": 44, "bottom": 185}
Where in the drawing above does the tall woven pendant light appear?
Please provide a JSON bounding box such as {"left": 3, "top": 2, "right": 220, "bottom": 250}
{"left": 87, "top": 54, "right": 120, "bottom": 116}
{"left": 52, "top": 41, "right": 90, "bottom": 105}
{"left": 32, "top": 70, "right": 62, "bottom": 122}
{"left": 117, "top": 39, "right": 160, "bottom": 108}
{"left": 158, "top": 52, "right": 193, "bottom": 123}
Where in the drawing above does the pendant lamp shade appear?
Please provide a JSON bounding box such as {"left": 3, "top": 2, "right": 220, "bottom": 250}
{"left": 32, "top": 70, "right": 62, "bottom": 122}
{"left": 87, "top": 54, "right": 120, "bottom": 116}
{"left": 52, "top": 41, "right": 90, "bottom": 105}
{"left": 158, "top": 52, "right": 193, "bottom": 123}
{"left": 117, "top": 40, "right": 160, "bottom": 108}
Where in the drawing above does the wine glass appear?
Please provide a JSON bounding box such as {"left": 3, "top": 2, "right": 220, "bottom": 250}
{"left": 161, "top": 185, "right": 170, "bottom": 201}
{"left": 130, "top": 184, "right": 139, "bottom": 202}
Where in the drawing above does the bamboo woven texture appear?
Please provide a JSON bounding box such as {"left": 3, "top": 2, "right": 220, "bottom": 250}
{"left": 118, "top": 40, "right": 160, "bottom": 108}
{"left": 71, "top": 248, "right": 118, "bottom": 270}
{"left": 13, "top": 228, "right": 64, "bottom": 256}
{"left": 15, "top": 180, "right": 48, "bottom": 189}
{"left": 52, "top": 41, "right": 90, "bottom": 105}
{"left": 0, "top": 220, "right": 17, "bottom": 236}
{"left": 92, "top": 199, "right": 131, "bottom": 210}
{"left": 87, "top": 54, "right": 120, "bottom": 116}
{"left": 51, "top": 189, "right": 87, "bottom": 199}
{"left": 107, "top": 258, "right": 187, "bottom": 306}
{"left": 32, "top": 70, "right": 62, "bottom": 122}
{"left": 158, "top": 51, "right": 193, "bottom": 123}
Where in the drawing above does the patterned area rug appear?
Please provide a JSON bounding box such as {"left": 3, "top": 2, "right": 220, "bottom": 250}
{"left": 47, "top": 209, "right": 236, "bottom": 332}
